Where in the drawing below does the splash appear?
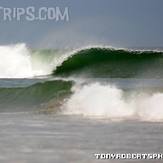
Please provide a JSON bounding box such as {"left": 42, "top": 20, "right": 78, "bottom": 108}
{"left": 0, "top": 44, "right": 58, "bottom": 78}
{"left": 0, "top": 44, "right": 34, "bottom": 78}
{"left": 62, "top": 83, "right": 163, "bottom": 122}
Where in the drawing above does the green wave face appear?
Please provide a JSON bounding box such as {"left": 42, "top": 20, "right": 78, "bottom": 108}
{"left": 0, "top": 80, "right": 73, "bottom": 112}
{"left": 53, "top": 48, "right": 163, "bottom": 78}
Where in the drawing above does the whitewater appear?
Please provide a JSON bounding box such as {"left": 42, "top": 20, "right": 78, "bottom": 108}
{"left": 0, "top": 43, "right": 163, "bottom": 163}
{"left": 0, "top": 43, "right": 163, "bottom": 122}
{"left": 1, "top": 43, "right": 163, "bottom": 78}
{"left": 0, "top": 43, "right": 60, "bottom": 78}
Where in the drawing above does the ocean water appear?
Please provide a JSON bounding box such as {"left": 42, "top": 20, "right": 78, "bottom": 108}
{"left": 0, "top": 113, "right": 163, "bottom": 163}
{"left": 0, "top": 44, "right": 163, "bottom": 162}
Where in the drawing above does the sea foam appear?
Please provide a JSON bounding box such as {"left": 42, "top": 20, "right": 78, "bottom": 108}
{"left": 0, "top": 44, "right": 55, "bottom": 78}
{"left": 63, "top": 83, "right": 163, "bottom": 121}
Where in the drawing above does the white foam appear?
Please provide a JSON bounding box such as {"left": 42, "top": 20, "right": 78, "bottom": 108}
{"left": 0, "top": 43, "right": 55, "bottom": 78}
{"left": 62, "top": 83, "right": 163, "bottom": 122}
{"left": 0, "top": 44, "right": 34, "bottom": 78}
{"left": 0, "top": 43, "right": 90, "bottom": 78}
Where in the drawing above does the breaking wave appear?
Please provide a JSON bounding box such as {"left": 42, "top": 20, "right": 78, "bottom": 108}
{"left": 0, "top": 44, "right": 33, "bottom": 78}
{"left": 1, "top": 43, "right": 163, "bottom": 122}
{"left": 54, "top": 47, "right": 163, "bottom": 78}
{"left": 0, "top": 43, "right": 163, "bottom": 78}
{"left": 62, "top": 83, "right": 163, "bottom": 122}
{"left": 0, "top": 43, "right": 64, "bottom": 78}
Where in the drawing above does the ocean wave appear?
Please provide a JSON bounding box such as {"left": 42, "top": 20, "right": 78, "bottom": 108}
{"left": 0, "top": 43, "right": 163, "bottom": 78}
{"left": 0, "top": 43, "right": 63, "bottom": 78}
{"left": 0, "top": 80, "right": 72, "bottom": 112}
{"left": 53, "top": 47, "right": 163, "bottom": 78}
{"left": 1, "top": 43, "right": 163, "bottom": 122}
{"left": 62, "top": 82, "right": 163, "bottom": 122}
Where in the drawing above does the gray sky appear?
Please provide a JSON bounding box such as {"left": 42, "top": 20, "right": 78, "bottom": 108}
{"left": 0, "top": 0, "right": 162, "bottom": 48}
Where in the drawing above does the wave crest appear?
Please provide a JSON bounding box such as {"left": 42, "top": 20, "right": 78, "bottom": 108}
{"left": 0, "top": 44, "right": 163, "bottom": 78}
{"left": 53, "top": 47, "right": 163, "bottom": 78}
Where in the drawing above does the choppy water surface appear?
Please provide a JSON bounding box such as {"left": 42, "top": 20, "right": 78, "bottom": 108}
{"left": 0, "top": 113, "right": 163, "bottom": 163}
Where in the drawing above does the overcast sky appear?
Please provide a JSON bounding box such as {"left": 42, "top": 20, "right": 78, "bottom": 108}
{"left": 0, "top": 0, "right": 162, "bottom": 48}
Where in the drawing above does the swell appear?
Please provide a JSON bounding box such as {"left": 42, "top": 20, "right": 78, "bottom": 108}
{"left": 0, "top": 80, "right": 73, "bottom": 112}
{"left": 1, "top": 44, "right": 163, "bottom": 78}
{"left": 53, "top": 48, "right": 163, "bottom": 78}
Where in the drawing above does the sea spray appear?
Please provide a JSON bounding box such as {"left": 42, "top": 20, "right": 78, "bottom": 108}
{"left": 62, "top": 82, "right": 163, "bottom": 121}
{"left": 0, "top": 44, "right": 62, "bottom": 78}
{"left": 0, "top": 44, "right": 33, "bottom": 78}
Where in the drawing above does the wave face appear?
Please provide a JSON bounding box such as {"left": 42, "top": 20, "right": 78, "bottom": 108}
{"left": 1, "top": 43, "right": 163, "bottom": 121}
{"left": 0, "top": 80, "right": 72, "bottom": 112}
{"left": 54, "top": 47, "right": 163, "bottom": 78}
{"left": 1, "top": 44, "right": 163, "bottom": 78}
